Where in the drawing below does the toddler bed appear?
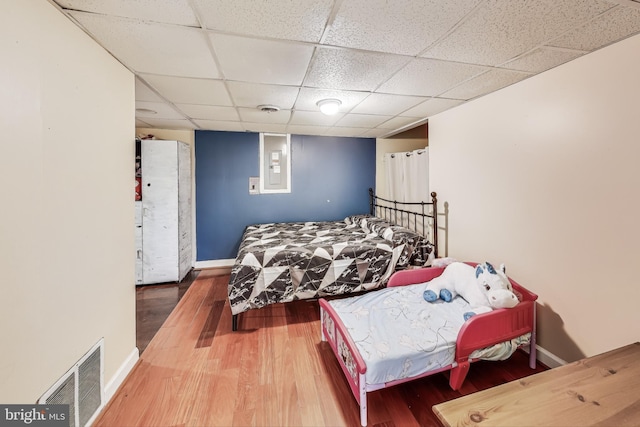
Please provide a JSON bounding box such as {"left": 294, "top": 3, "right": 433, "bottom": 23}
{"left": 319, "top": 263, "right": 537, "bottom": 426}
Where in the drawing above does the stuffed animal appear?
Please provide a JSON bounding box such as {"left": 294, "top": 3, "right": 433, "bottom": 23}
{"left": 431, "top": 257, "right": 457, "bottom": 268}
{"left": 423, "top": 262, "right": 519, "bottom": 320}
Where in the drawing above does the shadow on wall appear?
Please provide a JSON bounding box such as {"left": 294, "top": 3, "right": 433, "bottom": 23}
{"left": 537, "top": 302, "right": 586, "bottom": 362}
{"left": 437, "top": 198, "right": 582, "bottom": 363}
{"left": 436, "top": 198, "right": 583, "bottom": 363}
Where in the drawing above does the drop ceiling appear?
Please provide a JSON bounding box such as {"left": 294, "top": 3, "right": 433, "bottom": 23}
{"left": 50, "top": 0, "right": 640, "bottom": 138}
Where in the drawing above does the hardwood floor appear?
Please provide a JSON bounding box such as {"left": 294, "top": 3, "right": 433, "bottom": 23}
{"left": 136, "top": 269, "right": 200, "bottom": 354}
{"left": 98, "top": 270, "right": 548, "bottom": 427}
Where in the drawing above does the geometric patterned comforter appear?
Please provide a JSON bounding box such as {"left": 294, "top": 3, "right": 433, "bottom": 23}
{"left": 228, "top": 215, "right": 433, "bottom": 315}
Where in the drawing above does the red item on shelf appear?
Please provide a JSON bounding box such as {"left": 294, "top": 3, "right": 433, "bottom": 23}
{"left": 135, "top": 177, "right": 142, "bottom": 200}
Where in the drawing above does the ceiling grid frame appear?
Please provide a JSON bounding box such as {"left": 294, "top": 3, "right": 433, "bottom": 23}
{"left": 48, "top": 0, "right": 640, "bottom": 137}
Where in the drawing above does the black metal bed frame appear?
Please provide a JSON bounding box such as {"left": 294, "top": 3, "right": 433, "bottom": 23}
{"left": 368, "top": 187, "right": 438, "bottom": 258}
{"left": 231, "top": 188, "right": 439, "bottom": 331}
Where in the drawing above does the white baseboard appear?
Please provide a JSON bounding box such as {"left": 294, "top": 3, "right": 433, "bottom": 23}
{"left": 194, "top": 259, "right": 234, "bottom": 269}
{"left": 104, "top": 347, "right": 139, "bottom": 402}
{"left": 535, "top": 344, "right": 568, "bottom": 368}
{"left": 523, "top": 344, "right": 567, "bottom": 369}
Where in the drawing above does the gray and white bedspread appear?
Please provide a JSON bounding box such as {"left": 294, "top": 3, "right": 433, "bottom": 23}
{"left": 228, "top": 216, "right": 432, "bottom": 315}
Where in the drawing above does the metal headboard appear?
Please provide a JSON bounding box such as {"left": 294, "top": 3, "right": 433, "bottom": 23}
{"left": 368, "top": 187, "right": 438, "bottom": 258}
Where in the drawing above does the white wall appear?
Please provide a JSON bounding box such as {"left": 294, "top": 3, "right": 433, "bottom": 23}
{"left": 429, "top": 34, "right": 640, "bottom": 362}
{"left": 0, "top": 1, "right": 136, "bottom": 402}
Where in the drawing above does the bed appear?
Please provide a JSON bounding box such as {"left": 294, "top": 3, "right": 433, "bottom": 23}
{"left": 228, "top": 189, "right": 438, "bottom": 331}
{"left": 319, "top": 263, "right": 537, "bottom": 426}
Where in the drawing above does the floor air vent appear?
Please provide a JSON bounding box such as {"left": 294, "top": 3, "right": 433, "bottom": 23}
{"left": 39, "top": 339, "right": 104, "bottom": 427}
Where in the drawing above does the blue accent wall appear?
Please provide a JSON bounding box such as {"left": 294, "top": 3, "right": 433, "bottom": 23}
{"left": 195, "top": 131, "right": 376, "bottom": 261}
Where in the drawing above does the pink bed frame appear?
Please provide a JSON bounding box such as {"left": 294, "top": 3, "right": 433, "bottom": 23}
{"left": 319, "top": 263, "right": 538, "bottom": 426}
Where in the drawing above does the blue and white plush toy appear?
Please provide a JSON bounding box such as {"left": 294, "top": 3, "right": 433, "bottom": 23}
{"left": 423, "top": 262, "right": 519, "bottom": 320}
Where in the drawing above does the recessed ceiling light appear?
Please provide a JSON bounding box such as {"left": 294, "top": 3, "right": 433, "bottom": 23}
{"left": 316, "top": 99, "right": 341, "bottom": 115}
{"left": 258, "top": 104, "right": 280, "bottom": 113}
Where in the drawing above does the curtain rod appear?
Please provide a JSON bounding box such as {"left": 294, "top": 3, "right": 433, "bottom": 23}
{"left": 390, "top": 149, "right": 426, "bottom": 158}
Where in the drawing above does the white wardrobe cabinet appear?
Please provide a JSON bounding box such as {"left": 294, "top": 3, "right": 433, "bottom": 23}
{"left": 136, "top": 139, "right": 192, "bottom": 285}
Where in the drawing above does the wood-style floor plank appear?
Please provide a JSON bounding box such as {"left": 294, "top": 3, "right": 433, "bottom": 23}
{"left": 96, "top": 270, "right": 548, "bottom": 427}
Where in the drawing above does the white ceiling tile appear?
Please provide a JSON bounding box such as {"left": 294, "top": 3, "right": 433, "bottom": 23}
{"left": 135, "top": 78, "right": 164, "bottom": 102}
{"left": 441, "top": 69, "right": 531, "bottom": 100}
{"left": 294, "top": 88, "right": 369, "bottom": 113}
{"left": 335, "top": 114, "right": 391, "bottom": 128}
{"left": 53, "top": 0, "right": 199, "bottom": 26}
{"left": 242, "top": 122, "right": 289, "bottom": 134}
{"left": 501, "top": 47, "right": 584, "bottom": 73}
{"left": 304, "top": 47, "right": 409, "bottom": 91}
{"left": 322, "top": 127, "right": 369, "bottom": 138}
{"left": 286, "top": 125, "right": 330, "bottom": 136}
{"left": 193, "top": 120, "right": 245, "bottom": 132}
{"left": 137, "top": 118, "right": 196, "bottom": 130}
{"left": 547, "top": 5, "right": 640, "bottom": 51}
{"left": 211, "top": 34, "right": 314, "bottom": 85}
{"left": 193, "top": 0, "right": 332, "bottom": 42}
{"left": 226, "top": 82, "right": 299, "bottom": 109}
{"left": 238, "top": 108, "right": 291, "bottom": 124}
{"left": 70, "top": 12, "right": 220, "bottom": 78}
{"left": 289, "top": 111, "right": 343, "bottom": 126}
{"left": 135, "top": 101, "right": 185, "bottom": 119}
{"left": 422, "top": 0, "right": 615, "bottom": 66}
{"left": 140, "top": 75, "right": 232, "bottom": 106}
{"left": 378, "top": 58, "right": 488, "bottom": 96}
{"left": 350, "top": 93, "right": 426, "bottom": 115}
{"left": 325, "top": 0, "right": 483, "bottom": 55}
{"left": 176, "top": 104, "right": 239, "bottom": 121}
{"left": 375, "top": 116, "right": 424, "bottom": 130}
{"left": 135, "top": 118, "right": 152, "bottom": 128}
{"left": 402, "top": 98, "right": 465, "bottom": 117}
{"left": 360, "top": 128, "right": 389, "bottom": 138}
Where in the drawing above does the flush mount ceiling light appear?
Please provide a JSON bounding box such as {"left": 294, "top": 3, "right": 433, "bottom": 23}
{"left": 316, "top": 98, "right": 342, "bottom": 116}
